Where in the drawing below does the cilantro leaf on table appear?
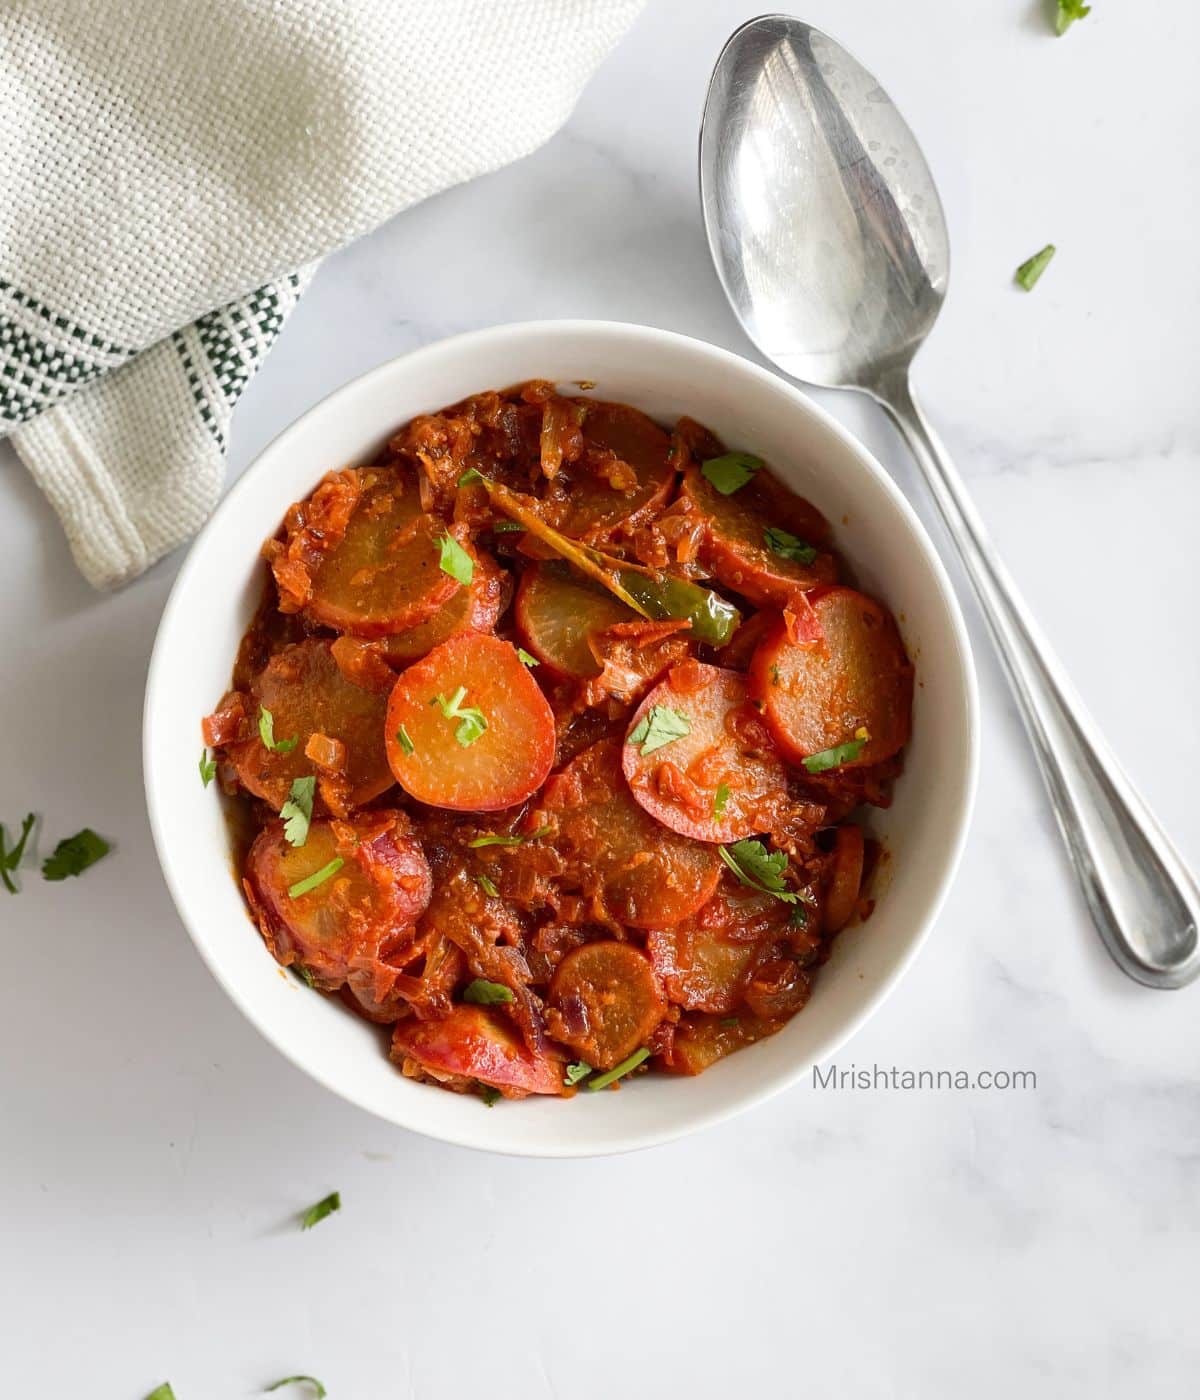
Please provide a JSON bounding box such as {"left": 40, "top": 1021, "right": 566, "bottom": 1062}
{"left": 41, "top": 828, "right": 110, "bottom": 882}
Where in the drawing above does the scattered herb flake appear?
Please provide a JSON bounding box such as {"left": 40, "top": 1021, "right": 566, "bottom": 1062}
{"left": 396, "top": 724, "right": 415, "bottom": 756}
{"left": 479, "top": 1084, "right": 502, "bottom": 1107}
{"left": 564, "top": 1061, "right": 593, "bottom": 1087}
{"left": 433, "top": 686, "right": 488, "bottom": 747}
{"left": 458, "top": 468, "right": 484, "bottom": 487}
{"left": 718, "top": 839, "right": 798, "bottom": 904}
{"left": 803, "top": 729, "right": 868, "bottom": 773}
{"left": 588, "top": 1047, "right": 650, "bottom": 1091}
{"left": 294, "top": 964, "right": 318, "bottom": 989}
{"left": 627, "top": 705, "right": 691, "bottom": 756}
{"left": 763, "top": 525, "right": 818, "bottom": 565}
{"left": 199, "top": 749, "right": 218, "bottom": 787}
{"left": 720, "top": 1016, "right": 740, "bottom": 1028}
{"left": 41, "top": 829, "right": 110, "bottom": 882}
{"left": 492, "top": 521, "right": 525, "bottom": 534}
{"left": 0, "top": 812, "right": 35, "bottom": 894}
{"left": 1055, "top": 0, "right": 1090, "bottom": 35}
{"left": 287, "top": 857, "right": 344, "bottom": 900}
{"left": 476, "top": 873, "right": 499, "bottom": 897}
{"left": 266, "top": 1379, "right": 327, "bottom": 1398}
{"left": 280, "top": 776, "right": 316, "bottom": 848}
{"left": 468, "top": 824, "right": 548, "bottom": 849}
{"left": 713, "top": 783, "right": 730, "bottom": 819}
{"left": 701, "top": 451, "right": 763, "bottom": 496}
{"left": 517, "top": 647, "right": 539, "bottom": 668}
{"left": 437, "top": 533, "right": 474, "bottom": 586}
{"left": 463, "top": 978, "right": 515, "bottom": 1005}
{"left": 769, "top": 662, "right": 781, "bottom": 687}
{"left": 300, "top": 1191, "right": 341, "bottom": 1230}
{"left": 258, "top": 706, "right": 298, "bottom": 753}
{"left": 1015, "top": 244, "right": 1056, "bottom": 291}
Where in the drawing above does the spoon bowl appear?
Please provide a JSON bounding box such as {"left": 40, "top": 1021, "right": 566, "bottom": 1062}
{"left": 702, "top": 15, "right": 946, "bottom": 391}
{"left": 701, "top": 15, "right": 1200, "bottom": 989}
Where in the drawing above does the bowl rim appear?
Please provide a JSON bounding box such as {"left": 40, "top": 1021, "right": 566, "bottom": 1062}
{"left": 144, "top": 318, "right": 979, "bottom": 1157}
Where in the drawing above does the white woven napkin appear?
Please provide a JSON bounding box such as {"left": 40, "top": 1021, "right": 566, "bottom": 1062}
{"left": 0, "top": 0, "right": 641, "bottom": 589}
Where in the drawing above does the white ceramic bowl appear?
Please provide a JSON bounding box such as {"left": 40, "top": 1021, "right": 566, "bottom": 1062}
{"left": 144, "top": 320, "right": 978, "bottom": 1157}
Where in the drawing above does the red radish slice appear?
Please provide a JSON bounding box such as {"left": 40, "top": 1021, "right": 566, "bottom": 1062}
{"left": 621, "top": 661, "right": 788, "bottom": 843}
{"left": 660, "top": 1011, "right": 776, "bottom": 1075}
{"left": 680, "top": 464, "right": 836, "bottom": 607}
{"left": 646, "top": 883, "right": 793, "bottom": 1013}
{"left": 379, "top": 548, "right": 506, "bottom": 665}
{"left": 244, "top": 812, "right": 431, "bottom": 988}
{"left": 305, "top": 473, "right": 459, "bottom": 637}
{"left": 390, "top": 1004, "right": 563, "bottom": 1097}
{"left": 546, "top": 400, "right": 676, "bottom": 539}
{"left": 515, "top": 561, "right": 636, "bottom": 679}
{"left": 545, "top": 941, "right": 666, "bottom": 1070}
{"left": 822, "top": 823, "right": 866, "bottom": 934}
{"left": 228, "top": 638, "right": 394, "bottom": 811}
{"left": 543, "top": 739, "right": 722, "bottom": 929}
{"left": 385, "top": 633, "right": 555, "bottom": 811}
{"left": 748, "top": 586, "right": 912, "bottom": 767}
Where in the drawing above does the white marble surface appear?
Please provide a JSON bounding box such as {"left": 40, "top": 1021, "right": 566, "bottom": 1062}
{"left": 3, "top": 3, "right": 1199, "bottom": 1396}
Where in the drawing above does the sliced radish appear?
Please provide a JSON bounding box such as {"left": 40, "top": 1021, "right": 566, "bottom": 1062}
{"left": 515, "top": 561, "right": 635, "bottom": 678}
{"left": 680, "top": 463, "right": 835, "bottom": 608}
{"left": 545, "top": 941, "right": 665, "bottom": 1070}
{"left": 748, "top": 586, "right": 912, "bottom": 767}
{"left": 245, "top": 811, "right": 431, "bottom": 989}
{"left": 390, "top": 1004, "right": 563, "bottom": 1097}
{"left": 385, "top": 633, "right": 555, "bottom": 811}
{"left": 229, "top": 638, "right": 393, "bottom": 811}
{"left": 305, "top": 472, "right": 458, "bottom": 636}
{"left": 543, "top": 739, "right": 722, "bottom": 928}
{"left": 621, "top": 661, "right": 788, "bottom": 843}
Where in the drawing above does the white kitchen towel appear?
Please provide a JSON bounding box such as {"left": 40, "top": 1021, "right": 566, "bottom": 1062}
{"left": 0, "top": 0, "right": 642, "bottom": 589}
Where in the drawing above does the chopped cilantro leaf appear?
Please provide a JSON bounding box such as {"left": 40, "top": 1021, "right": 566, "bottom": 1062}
{"left": 492, "top": 521, "right": 525, "bottom": 534}
{"left": 437, "top": 532, "right": 475, "bottom": 586}
{"left": 266, "top": 1379, "right": 327, "bottom": 1398}
{"left": 0, "top": 812, "right": 36, "bottom": 894}
{"left": 713, "top": 783, "right": 730, "bottom": 819}
{"left": 720, "top": 1016, "right": 740, "bottom": 1028}
{"left": 280, "top": 775, "right": 316, "bottom": 848}
{"left": 1015, "top": 244, "right": 1056, "bottom": 291}
{"left": 199, "top": 749, "right": 218, "bottom": 787}
{"left": 41, "top": 829, "right": 110, "bottom": 882}
{"left": 300, "top": 1191, "right": 340, "bottom": 1230}
{"left": 763, "top": 526, "right": 818, "bottom": 565}
{"left": 144, "top": 1386, "right": 177, "bottom": 1400}
{"left": 564, "top": 1061, "right": 593, "bottom": 1087}
{"left": 395, "top": 724, "right": 415, "bottom": 756}
{"left": 458, "top": 468, "right": 484, "bottom": 486}
{"left": 463, "top": 978, "right": 515, "bottom": 1005}
{"left": 701, "top": 451, "right": 763, "bottom": 495}
{"left": 294, "top": 964, "right": 318, "bottom": 989}
{"left": 803, "top": 729, "right": 868, "bottom": 773}
{"left": 718, "top": 839, "right": 798, "bottom": 904}
{"left": 468, "top": 824, "right": 548, "bottom": 848}
{"left": 517, "top": 647, "right": 539, "bottom": 668}
{"left": 1055, "top": 0, "right": 1090, "bottom": 35}
{"left": 627, "top": 705, "right": 691, "bottom": 755}
{"left": 479, "top": 1084, "right": 502, "bottom": 1107}
{"left": 258, "top": 706, "right": 298, "bottom": 753}
{"left": 287, "top": 857, "right": 344, "bottom": 900}
{"left": 433, "top": 686, "right": 487, "bottom": 747}
{"left": 587, "top": 1047, "right": 650, "bottom": 1091}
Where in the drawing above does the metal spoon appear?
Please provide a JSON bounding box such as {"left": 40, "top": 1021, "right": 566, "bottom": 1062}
{"left": 700, "top": 14, "right": 1200, "bottom": 989}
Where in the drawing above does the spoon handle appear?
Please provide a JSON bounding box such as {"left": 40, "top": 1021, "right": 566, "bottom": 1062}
{"left": 878, "top": 372, "right": 1200, "bottom": 988}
